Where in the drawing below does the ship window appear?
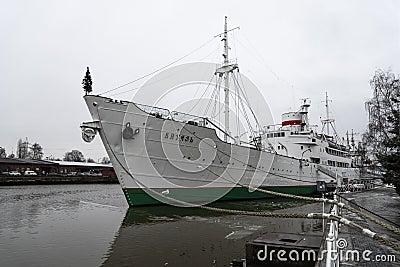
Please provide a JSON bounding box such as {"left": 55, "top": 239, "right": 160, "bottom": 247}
{"left": 310, "top": 157, "right": 320, "bottom": 164}
{"left": 300, "top": 146, "right": 303, "bottom": 150}
{"left": 282, "top": 132, "right": 285, "bottom": 137}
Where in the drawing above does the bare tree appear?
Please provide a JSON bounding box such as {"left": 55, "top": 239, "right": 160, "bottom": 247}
{"left": 364, "top": 69, "right": 400, "bottom": 194}
{"left": 16, "top": 138, "right": 31, "bottom": 159}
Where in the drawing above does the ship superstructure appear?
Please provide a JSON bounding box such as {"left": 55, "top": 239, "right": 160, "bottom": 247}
{"left": 265, "top": 96, "right": 356, "bottom": 172}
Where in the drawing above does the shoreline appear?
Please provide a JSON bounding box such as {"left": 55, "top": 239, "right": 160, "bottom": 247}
{"left": 0, "top": 175, "right": 118, "bottom": 185}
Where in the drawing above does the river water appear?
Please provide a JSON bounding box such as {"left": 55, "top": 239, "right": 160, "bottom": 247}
{"left": 0, "top": 184, "right": 398, "bottom": 266}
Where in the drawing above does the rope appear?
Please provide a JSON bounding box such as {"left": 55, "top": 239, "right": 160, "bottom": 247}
{"left": 199, "top": 162, "right": 400, "bottom": 236}
{"left": 336, "top": 193, "right": 400, "bottom": 228}
{"left": 343, "top": 204, "right": 400, "bottom": 235}
{"left": 199, "top": 205, "right": 400, "bottom": 252}
{"left": 98, "top": 37, "right": 216, "bottom": 96}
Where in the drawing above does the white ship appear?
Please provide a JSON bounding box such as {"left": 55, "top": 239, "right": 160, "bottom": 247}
{"left": 81, "top": 18, "right": 359, "bottom": 206}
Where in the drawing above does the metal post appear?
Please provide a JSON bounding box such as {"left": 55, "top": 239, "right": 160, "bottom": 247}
{"left": 322, "top": 193, "right": 325, "bottom": 232}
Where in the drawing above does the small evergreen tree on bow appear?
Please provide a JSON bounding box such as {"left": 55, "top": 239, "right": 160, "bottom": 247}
{"left": 82, "top": 67, "right": 93, "bottom": 95}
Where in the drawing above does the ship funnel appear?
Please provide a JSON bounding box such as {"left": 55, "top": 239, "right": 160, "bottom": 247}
{"left": 281, "top": 112, "right": 302, "bottom": 126}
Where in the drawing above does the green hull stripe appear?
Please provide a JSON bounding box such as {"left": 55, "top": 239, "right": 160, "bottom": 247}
{"left": 122, "top": 186, "right": 316, "bottom": 206}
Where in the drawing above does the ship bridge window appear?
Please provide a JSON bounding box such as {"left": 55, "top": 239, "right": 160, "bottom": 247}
{"left": 272, "top": 132, "right": 285, "bottom": 137}
{"left": 336, "top": 162, "right": 350, "bottom": 168}
{"left": 325, "top": 147, "right": 346, "bottom": 157}
{"left": 267, "top": 132, "right": 286, "bottom": 138}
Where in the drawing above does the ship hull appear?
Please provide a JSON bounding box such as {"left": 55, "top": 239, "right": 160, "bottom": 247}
{"left": 122, "top": 185, "right": 317, "bottom": 206}
{"left": 83, "top": 95, "right": 359, "bottom": 206}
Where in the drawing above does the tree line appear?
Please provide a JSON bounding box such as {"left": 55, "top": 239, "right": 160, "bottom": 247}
{"left": 0, "top": 139, "right": 110, "bottom": 164}
{"left": 0, "top": 138, "right": 43, "bottom": 160}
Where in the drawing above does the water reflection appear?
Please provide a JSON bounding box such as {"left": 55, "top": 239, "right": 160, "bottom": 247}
{"left": 0, "top": 185, "right": 126, "bottom": 267}
{"left": 120, "top": 198, "right": 309, "bottom": 226}
{"left": 102, "top": 198, "right": 320, "bottom": 267}
{"left": 0, "top": 185, "right": 398, "bottom": 267}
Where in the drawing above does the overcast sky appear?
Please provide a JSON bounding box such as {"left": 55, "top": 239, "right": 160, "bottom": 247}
{"left": 1, "top": 0, "right": 399, "bottom": 160}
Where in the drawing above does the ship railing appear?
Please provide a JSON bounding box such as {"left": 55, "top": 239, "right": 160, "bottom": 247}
{"left": 135, "top": 103, "right": 172, "bottom": 119}
{"left": 170, "top": 111, "right": 207, "bottom": 126}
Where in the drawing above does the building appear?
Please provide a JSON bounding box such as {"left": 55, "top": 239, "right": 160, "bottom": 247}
{"left": 0, "top": 158, "right": 58, "bottom": 174}
{"left": 48, "top": 160, "right": 115, "bottom": 177}
{"left": 0, "top": 158, "right": 116, "bottom": 178}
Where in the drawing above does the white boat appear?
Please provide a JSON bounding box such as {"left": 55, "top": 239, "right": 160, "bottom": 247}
{"left": 81, "top": 18, "right": 359, "bottom": 206}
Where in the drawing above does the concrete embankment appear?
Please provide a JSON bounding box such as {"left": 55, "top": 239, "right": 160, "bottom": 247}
{"left": 0, "top": 175, "right": 118, "bottom": 185}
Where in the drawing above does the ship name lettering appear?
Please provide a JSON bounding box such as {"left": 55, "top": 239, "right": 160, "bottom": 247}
{"left": 164, "top": 132, "right": 194, "bottom": 143}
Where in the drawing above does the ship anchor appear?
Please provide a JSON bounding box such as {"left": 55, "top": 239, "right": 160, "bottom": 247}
{"left": 123, "top": 122, "right": 140, "bottom": 139}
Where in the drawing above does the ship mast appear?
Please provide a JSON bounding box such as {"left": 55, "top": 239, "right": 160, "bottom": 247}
{"left": 321, "top": 92, "right": 340, "bottom": 142}
{"left": 215, "top": 16, "right": 238, "bottom": 142}
{"left": 322, "top": 92, "right": 333, "bottom": 135}
{"left": 223, "top": 16, "right": 230, "bottom": 142}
